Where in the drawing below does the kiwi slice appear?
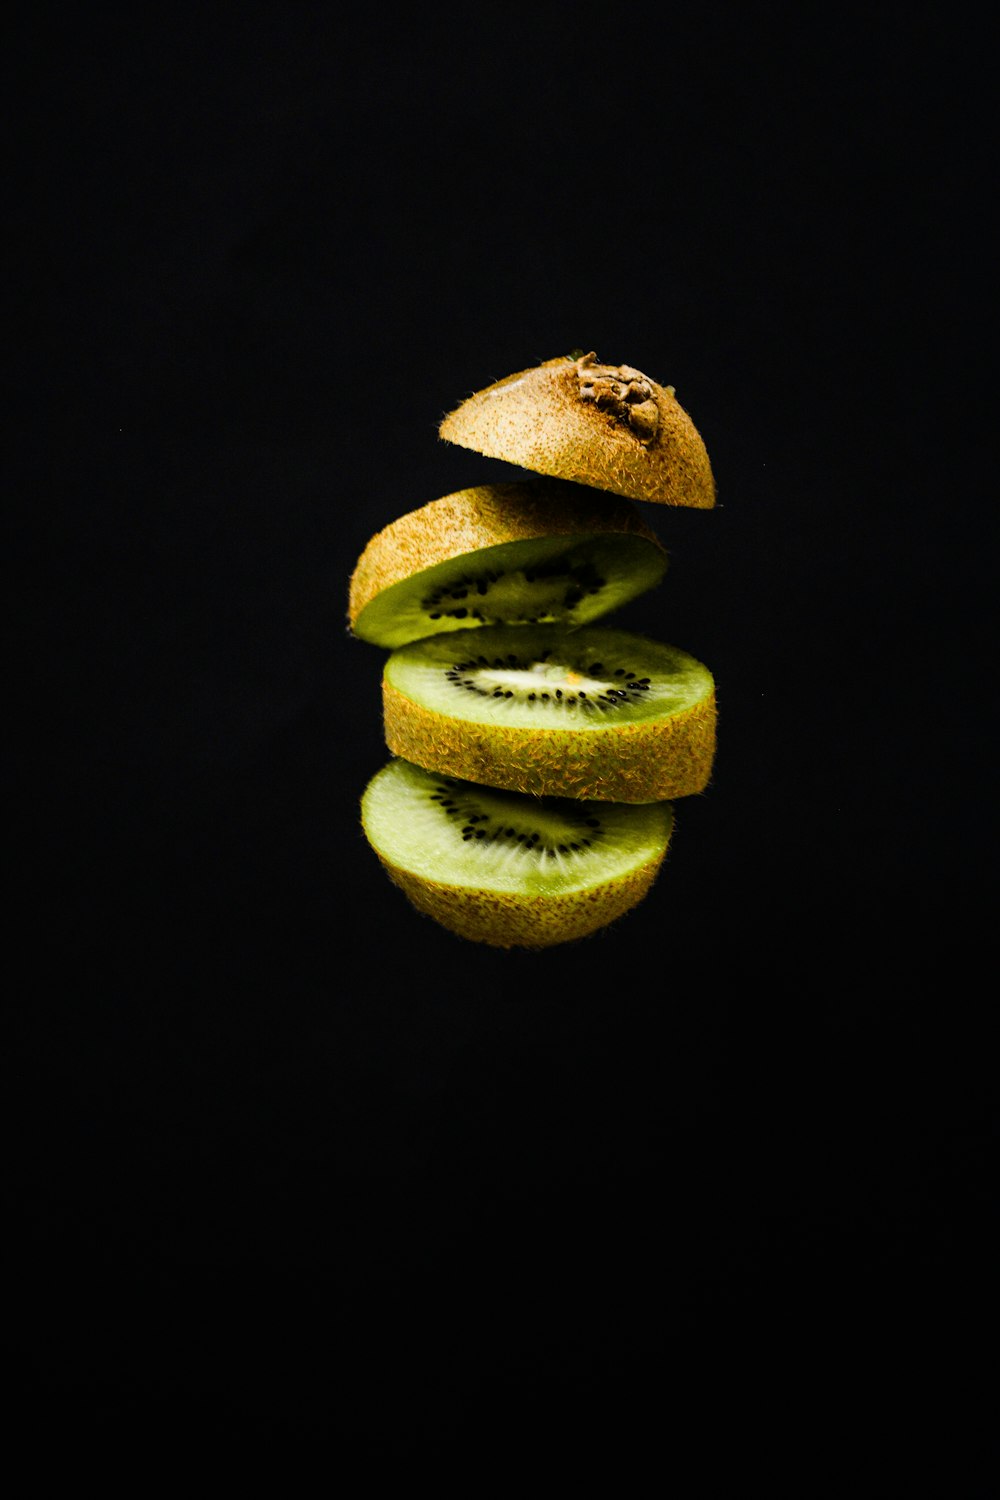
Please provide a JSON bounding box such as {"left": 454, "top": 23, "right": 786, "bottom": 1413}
{"left": 348, "top": 479, "right": 667, "bottom": 648}
{"left": 362, "top": 756, "right": 674, "bottom": 948}
{"left": 382, "top": 623, "right": 716, "bottom": 802}
{"left": 439, "top": 352, "right": 716, "bottom": 509}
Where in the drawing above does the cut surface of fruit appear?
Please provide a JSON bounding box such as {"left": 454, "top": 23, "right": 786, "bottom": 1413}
{"left": 439, "top": 352, "right": 715, "bottom": 509}
{"left": 382, "top": 624, "right": 716, "bottom": 802}
{"left": 361, "top": 756, "right": 674, "bottom": 948}
{"left": 348, "top": 479, "right": 667, "bottom": 648}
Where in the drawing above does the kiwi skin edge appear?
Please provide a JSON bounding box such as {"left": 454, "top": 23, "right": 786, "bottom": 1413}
{"left": 382, "top": 679, "right": 717, "bottom": 803}
{"left": 371, "top": 847, "right": 669, "bottom": 949}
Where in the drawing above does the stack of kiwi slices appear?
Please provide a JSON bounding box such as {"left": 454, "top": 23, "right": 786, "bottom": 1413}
{"left": 350, "top": 351, "right": 717, "bottom": 949}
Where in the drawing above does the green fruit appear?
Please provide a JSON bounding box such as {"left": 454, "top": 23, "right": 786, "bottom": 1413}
{"left": 361, "top": 756, "right": 674, "bottom": 948}
{"left": 382, "top": 623, "right": 716, "bottom": 802}
{"left": 439, "top": 352, "right": 716, "bottom": 509}
{"left": 348, "top": 479, "right": 667, "bottom": 649}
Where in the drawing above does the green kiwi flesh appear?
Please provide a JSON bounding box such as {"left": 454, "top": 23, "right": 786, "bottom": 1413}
{"left": 362, "top": 756, "right": 674, "bottom": 948}
{"left": 382, "top": 623, "right": 716, "bottom": 802}
{"left": 352, "top": 531, "right": 666, "bottom": 649}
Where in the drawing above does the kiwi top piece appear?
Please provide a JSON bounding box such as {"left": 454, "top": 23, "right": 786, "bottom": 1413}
{"left": 348, "top": 479, "right": 667, "bottom": 648}
{"left": 439, "top": 352, "right": 716, "bottom": 509}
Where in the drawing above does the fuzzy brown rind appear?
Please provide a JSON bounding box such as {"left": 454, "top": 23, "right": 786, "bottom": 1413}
{"left": 439, "top": 355, "right": 716, "bottom": 509}
{"left": 348, "top": 478, "right": 664, "bottom": 630}
{"left": 382, "top": 681, "right": 716, "bottom": 802}
{"left": 373, "top": 850, "right": 667, "bottom": 948}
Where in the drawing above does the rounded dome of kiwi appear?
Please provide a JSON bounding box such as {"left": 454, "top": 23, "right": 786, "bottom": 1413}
{"left": 439, "top": 352, "right": 716, "bottom": 509}
{"left": 361, "top": 756, "right": 674, "bottom": 948}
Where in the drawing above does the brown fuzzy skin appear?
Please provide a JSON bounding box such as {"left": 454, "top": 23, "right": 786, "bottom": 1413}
{"left": 439, "top": 354, "right": 716, "bottom": 509}
{"left": 374, "top": 850, "right": 667, "bottom": 948}
{"left": 383, "top": 680, "right": 716, "bottom": 802}
{"left": 348, "top": 478, "right": 664, "bottom": 630}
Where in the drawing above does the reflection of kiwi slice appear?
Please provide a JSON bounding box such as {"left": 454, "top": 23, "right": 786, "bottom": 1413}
{"left": 439, "top": 351, "right": 715, "bottom": 509}
{"left": 348, "top": 479, "right": 667, "bottom": 648}
{"left": 362, "top": 757, "right": 674, "bottom": 948}
{"left": 382, "top": 624, "right": 716, "bottom": 802}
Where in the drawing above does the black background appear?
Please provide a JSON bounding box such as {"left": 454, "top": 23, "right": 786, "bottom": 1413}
{"left": 10, "top": 4, "right": 994, "bottom": 1478}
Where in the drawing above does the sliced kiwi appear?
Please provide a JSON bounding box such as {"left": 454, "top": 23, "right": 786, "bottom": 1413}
{"left": 382, "top": 623, "right": 716, "bottom": 802}
{"left": 362, "top": 756, "right": 674, "bottom": 948}
{"left": 348, "top": 479, "right": 667, "bottom": 648}
{"left": 439, "top": 352, "right": 716, "bottom": 509}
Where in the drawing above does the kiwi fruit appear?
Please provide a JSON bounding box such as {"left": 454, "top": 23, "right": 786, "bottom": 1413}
{"left": 382, "top": 623, "right": 716, "bottom": 802}
{"left": 352, "top": 350, "right": 718, "bottom": 945}
{"left": 348, "top": 478, "right": 667, "bottom": 648}
{"left": 439, "top": 351, "right": 715, "bottom": 509}
{"left": 361, "top": 756, "right": 674, "bottom": 948}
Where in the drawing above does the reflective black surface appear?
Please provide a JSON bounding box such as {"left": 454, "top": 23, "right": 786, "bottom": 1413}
{"left": 10, "top": 6, "right": 992, "bottom": 1477}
